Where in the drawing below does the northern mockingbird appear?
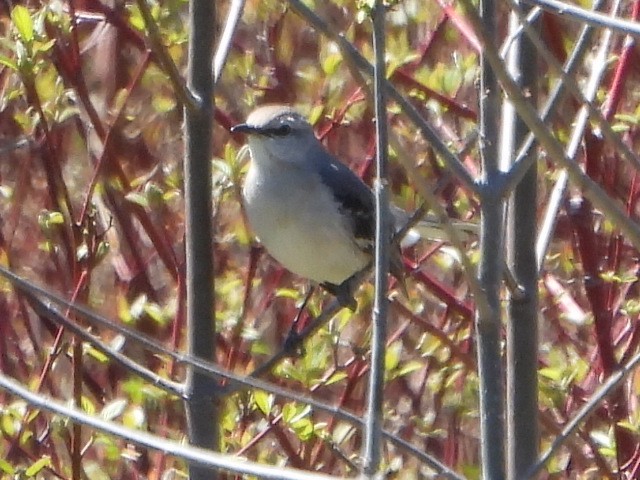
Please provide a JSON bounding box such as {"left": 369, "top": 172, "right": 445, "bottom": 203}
{"left": 231, "top": 105, "right": 473, "bottom": 307}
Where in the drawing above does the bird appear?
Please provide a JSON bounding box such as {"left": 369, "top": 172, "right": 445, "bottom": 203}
{"left": 231, "top": 105, "right": 474, "bottom": 308}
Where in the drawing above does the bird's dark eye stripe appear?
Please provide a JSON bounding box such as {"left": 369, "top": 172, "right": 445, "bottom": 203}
{"left": 265, "top": 125, "right": 292, "bottom": 137}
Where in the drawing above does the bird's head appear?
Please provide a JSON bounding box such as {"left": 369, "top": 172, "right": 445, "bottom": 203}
{"left": 231, "top": 105, "right": 317, "bottom": 166}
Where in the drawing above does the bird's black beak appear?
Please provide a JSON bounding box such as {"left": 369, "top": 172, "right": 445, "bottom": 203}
{"left": 230, "top": 123, "right": 254, "bottom": 134}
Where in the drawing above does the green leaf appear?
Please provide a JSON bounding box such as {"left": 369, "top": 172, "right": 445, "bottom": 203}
{"left": 33, "top": 38, "right": 56, "bottom": 55}
{"left": 14, "top": 41, "right": 29, "bottom": 69}
{"left": 85, "top": 344, "right": 109, "bottom": 363}
{"left": 290, "top": 417, "right": 314, "bottom": 441}
{"left": 325, "top": 371, "right": 348, "bottom": 386}
{"left": 396, "top": 360, "right": 424, "bottom": 377}
{"left": 284, "top": 404, "right": 311, "bottom": 424}
{"left": 144, "top": 301, "right": 170, "bottom": 326}
{"left": 249, "top": 340, "right": 271, "bottom": 356}
{"left": 127, "top": 5, "right": 146, "bottom": 31}
{"left": 322, "top": 53, "right": 342, "bottom": 75}
{"left": 82, "top": 461, "right": 111, "bottom": 480}
{"left": 81, "top": 395, "right": 96, "bottom": 415}
{"left": 1, "top": 412, "right": 17, "bottom": 436}
{"left": 101, "top": 399, "right": 128, "bottom": 421}
{"left": 275, "top": 288, "right": 301, "bottom": 300}
{"left": 443, "top": 68, "right": 462, "bottom": 95}
{"left": 539, "top": 367, "right": 562, "bottom": 381}
{"left": 125, "top": 191, "right": 149, "bottom": 208}
{"left": 152, "top": 93, "right": 176, "bottom": 113}
{"left": 11, "top": 5, "right": 34, "bottom": 44}
{"left": 123, "top": 405, "right": 146, "bottom": 429}
{"left": 0, "top": 458, "right": 15, "bottom": 474}
{"left": 47, "top": 211, "right": 65, "bottom": 225}
{"left": 0, "top": 55, "right": 18, "bottom": 71}
{"left": 253, "top": 391, "right": 273, "bottom": 416}
{"left": 385, "top": 340, "right": 402, "bottom": 371}
{"left": 617, "top": 420, "right": 638, "bottom": 434}
{"left": 25, "top": 456, "right": 51, "bottom": 477}
{"left": 589, "top": 429, "right": 613, "bottom": 448}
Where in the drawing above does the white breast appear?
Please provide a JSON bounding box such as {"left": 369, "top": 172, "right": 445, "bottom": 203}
{"left": 243, "top": 162, "right": 370, "bottom": 285}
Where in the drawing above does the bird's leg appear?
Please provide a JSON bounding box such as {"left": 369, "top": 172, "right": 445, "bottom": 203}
{"left": 322, "top": 280, "right": 357, "bottom": 311}
{"left": 282, "top": 287, "right": 314, "bottom": 357}
{"left": 389, "top": 243, "right": 409, "bottom": 298}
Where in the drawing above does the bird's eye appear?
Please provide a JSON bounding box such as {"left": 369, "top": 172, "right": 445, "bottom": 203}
{"left": 273, "top": 124, "right": 291, "bottom": 136}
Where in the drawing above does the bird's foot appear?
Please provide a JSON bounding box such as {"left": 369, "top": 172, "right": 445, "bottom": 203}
{"left": 283, "top": 329, "right": 306, "bottom": 357}
{"left": 322, "top": 280, "right": 357, "bottom": 311}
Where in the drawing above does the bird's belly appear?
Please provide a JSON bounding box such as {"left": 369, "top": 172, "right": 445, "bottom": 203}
{"left": 243, "top": 168, "right": 369, "bottom": 285}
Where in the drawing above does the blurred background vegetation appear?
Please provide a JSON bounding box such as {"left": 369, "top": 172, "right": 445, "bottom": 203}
{"left": 1, "top": 0, "right": 640, "bottom": 478}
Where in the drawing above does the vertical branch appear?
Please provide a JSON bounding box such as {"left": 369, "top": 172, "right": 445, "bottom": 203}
{"left": 477, "top": 0, "right": 506, "bottom": 478}
{"left": 362, "top": 0, "right": 389, "bottom": 476}
{"left": 184, "top": 0, "right": 217, "bottom": 479}
{"left": 504, "top": 2, "right": 539, "bottom": 478}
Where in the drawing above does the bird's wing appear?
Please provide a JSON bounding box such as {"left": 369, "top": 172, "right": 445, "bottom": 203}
{"left": 315, "top": 153, "right": 375, "bottom": 249}
{"left": 315, "top": 151, "right": 406, "bottom": 287}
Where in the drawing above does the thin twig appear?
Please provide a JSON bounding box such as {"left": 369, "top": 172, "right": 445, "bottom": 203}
{"left": 524, "top": 0, "right": 640, "bottom": 37}
{"left": 459, "top": 0, "right": 640, "bottom": 250}
{"left": 0, "top": 373, "right": 344, "bottom": 480}
{"left": 0, "top": 265, "right": 464, "bottom": 479}
{"left": 213, "top": 0, "right": 245, "bottom": 84}
{"left": 135, "top": 0, "right": 198, "bottom": 110}
{"left": 526, "top": 348, "right": 640, "bottom": 477}
{"left": 287, "top": 0, "right": 479, "bottom": 194}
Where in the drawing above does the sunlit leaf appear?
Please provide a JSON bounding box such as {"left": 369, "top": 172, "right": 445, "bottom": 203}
{"left": 11, "top": 5, "right": 34, "bottom": 44}
{"left": 385, "top": 340, "right": 402, "bottom": 371}
{"left": 123, "top": 405, "right": 146, "bottom": 429}
{"left": 0, "top": 458, "right": 15, "bottom": 474}
{"left": 324, "top": 371, "right": 348, "bottom": 386}
{"left": 25, "top": 456, "right": 51, "bottom": 477}
{"left": 101, "top": 399, "right": 128, "bottom": 421}
{"left": 152, "top": 93, "right": 176, "bottom": 113}
{"left": 0, "top": 55, "right": 18, "bottom": 71}
{"left": 253, "top": 391, "right": 274, "bottom": 416}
